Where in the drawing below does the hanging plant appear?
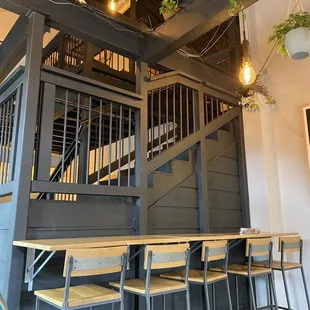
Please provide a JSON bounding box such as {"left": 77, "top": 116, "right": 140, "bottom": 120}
{"left": 268, "top": 11, "right": 310, "bottom": 59}
{"left": 237, "top": 83, "right": 276, "bottom": 111}
{"left": 228, "top": 0, "right": 244, "bottom": 16}
{"left": 159, "top": 0, "right": 192, "bottom": 19}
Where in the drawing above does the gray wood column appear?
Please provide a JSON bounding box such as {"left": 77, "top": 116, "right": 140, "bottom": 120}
{"left": 234, "top": 112, "right": 251, "bottom": 228}
{"left": 135, "top": 59, "right": 148, "bottom": 234}
{"left": 5, "top": 12, "right": 45, "bottom": 309}
{"left": 196, "top": 88, "right": 209, "bottom": 233}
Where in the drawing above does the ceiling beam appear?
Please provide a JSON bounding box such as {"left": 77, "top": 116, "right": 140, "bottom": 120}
{"left": 0, "top": 0, "right": 143, "bottom": 59}
{"left": 0, "top": 14, "right": 28, "bottom": 83}
{"left": 142, "top": 0, "right": 258, "bottom": 64}
{"left": 158, "top": 52, "right": 238, "bottom": 93}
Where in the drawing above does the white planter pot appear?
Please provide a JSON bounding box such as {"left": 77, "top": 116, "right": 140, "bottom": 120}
{"left": 285, "top": 27, "right": 310, "bottom": 60}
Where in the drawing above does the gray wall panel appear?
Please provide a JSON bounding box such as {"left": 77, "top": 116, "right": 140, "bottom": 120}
{"left": 148, "top": 206, "right": 199, "bottom": 230}
{"left": 208, "top": 190, "right": 241, "bottom": 210}
{"left": 207, "top": 171, "right": 240, "bottom": 192}
{"left": 209, "top": 209, "right": 242, "bottom": 229}
{"left": 207, "top": 156, "right": 238, "bottom": 176}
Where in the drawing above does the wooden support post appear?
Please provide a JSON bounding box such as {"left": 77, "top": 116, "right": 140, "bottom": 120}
{"left": 234, "top": 112, "right": 251, "bottom": 228}
{"left": 196, "top": 88, "right": 209, "bottom": 233}
{"left": 4, "top": 12, "right": 45, "bottom": 310}
{"left": 83, "top": 42, "right": 94, "bottom": 78}
{"left": 135, "top": 59, "right": 148, "bottom": 235}
{"left": 57, "top": 33, "right": 66, "bottom": 69}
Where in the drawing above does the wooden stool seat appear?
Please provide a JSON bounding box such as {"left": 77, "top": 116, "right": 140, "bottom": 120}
{"left": 212, "top": 264, "right": 271, "bottom": 276}
{"left": 35, "top": 284, "right": 120, "bottom": 308}
{"left": 160, "top": 269, "right": 227, "bottom": 284}
{"left": 252, "top": 260, "right": 302, "bottom": 271}
{"left": 110, "top": 276, "right": 186, "bottom": 296}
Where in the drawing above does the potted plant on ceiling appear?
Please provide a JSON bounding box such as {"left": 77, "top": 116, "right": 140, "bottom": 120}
{"left": 159, "top": 0, "right": 193, "bottom": 20}
{"left": 268, "top": 10, "right": 310, "bottom": 60}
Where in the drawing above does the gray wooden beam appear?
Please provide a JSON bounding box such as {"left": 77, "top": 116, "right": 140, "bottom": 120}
{"left": 196, "top": 89, "right": 209, "bottom": 233}
{"left": 134, "top": 59, "right": 148, "bottom": 235}
{"left": 5, "top": 12, "right": 45, "bottom": 309}
{"left": 0, "top": 14, "right": 28, "bottom": 83}
{"left": 143, "top": 0, "right": 258, "bottom": 64}
{"left": 31, "top": 181, "right": 140, "bottom": 197}
{"left": 158, "top": 52, "right": 239, "bottom": 93}
{"left": 234, "top": 113, "right": 251, "bottom": 228}
{"left": 1, "top": 0, "right": 142, "bottom": 59}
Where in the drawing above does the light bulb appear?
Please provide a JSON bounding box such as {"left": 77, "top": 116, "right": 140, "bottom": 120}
{"left": 239, "top": 61, "right": 257, "bottom": 86}
{"left": 77, "top": 0, "right": 87, "bottom": 4}
{"left": 109, "top": 0, "right": 116, "bottom": 11}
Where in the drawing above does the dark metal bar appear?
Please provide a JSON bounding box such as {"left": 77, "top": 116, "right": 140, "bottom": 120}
{"left": 108, "top": 102, "right": 113, "bottom": 186}
{"left": 4, "top": 98, "right": 13, "bottom": 183}
{"left": 128, "top": 107, "right": 131, "bottom": 187}
{"left": 74, "top": 93, "right": 80, "bottom": 184}
{"left": 151, "top": 90, "right": 154, "bottom": 158}
{"left": 86, "top": 96, "right": 92, "bottom": 184}
{"left": 118, "top": 105, "right": 123, "bottom": 187}
{"left": 2, "top": 101, "right": 10, "bottom": 184}
{"left": 61, "top": 90, "right": 69, "bottom": 183}
{"left": 0, "top": 104, "right": 5, "bottom": 184}
{"left": 192, "top": 89, "right": 196, "bottom": 132}
{"left": 98, "top": 99, "right": 103, "bottom": 184}
{"left": 186, "top": 87, "right": 189, "bottom": 136}
{"left": 180, "top": 85, "right": 183, "bottom": 139}
{"left": 166, "top": 86, "right": 169, "bottom": 148}
{"left": 173, "top": 84, "right": 176, "bottom": 144}
{"left": 158, "top": 88, "right": 161, "bottom": 154}
{"left": 211, "top": 96, "right": 214, "bottom": 121}
{"left": 205, "top": 94, "right": 208, "bottom": 125}
{"left": 217, "top": 98, "right": 220, "bottom": 118}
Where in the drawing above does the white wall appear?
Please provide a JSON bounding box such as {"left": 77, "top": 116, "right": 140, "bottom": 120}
{"left": 244, "top": 0, "right": 310, "bottom": 307}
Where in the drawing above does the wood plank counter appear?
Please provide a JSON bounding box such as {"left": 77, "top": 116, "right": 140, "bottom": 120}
{"left": 13, "top": 232, "right": 298, "bottom": 252}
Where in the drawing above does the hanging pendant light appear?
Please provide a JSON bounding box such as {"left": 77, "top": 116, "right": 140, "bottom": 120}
{"left": 239, "top": 16, "right": 257, "bottom": 86}
{"left": 109, "top": 0, "right": 117, "bottom": 11}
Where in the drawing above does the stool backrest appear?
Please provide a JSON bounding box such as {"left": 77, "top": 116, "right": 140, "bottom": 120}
{"left": 246, "top": 238, "right": 272, "bottom": 257}
{"left": 278, "top": 236, "right": 301, "bottom": 253}
{"left": 64, "top": 246, "right": 127, "bottom": 277}
{"left": 201, "top": 240, "right": 228, "bottom": 262}
{"left": 144, "top": 243, "right": 189, "bottom": 270}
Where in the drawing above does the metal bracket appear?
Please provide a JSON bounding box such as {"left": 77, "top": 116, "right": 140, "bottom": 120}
{"left": 190, "top": 241, "right": 202, "bottom": 255}
{"left": 228, "top": 238, "right": 244, "bottom": 250}
{"left": 129, "top": 245, "right": 145, "bottom": 263}
{"left": 24, "top": 248, "right": 56, "bottom": 291}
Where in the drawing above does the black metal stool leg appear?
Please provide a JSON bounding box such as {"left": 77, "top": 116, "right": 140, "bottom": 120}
{"left": 249, "top": 277, "right": 257, "bottom": 310}
{"left": 301, "top": 267, "right": 310, "bottom": 309}
{"left": 282, "top": 269, "right": 292, "bottom": 310}
{"left": 212, "top": 283, "right": 216, "bottom": 310}
{"left": 226, "top": 277, "right": 233, "bottom": 310}
{"left": 270, "top": 273, "right": 279, "bottom": 310}
{"left": 204, "top": 283, "right": 211, "bottom": 310}
{"left": 162, "top": 294, "right": 166, "bottom": 310}
{"left": 235, "top": 276, "right": 240, "bottom": 310}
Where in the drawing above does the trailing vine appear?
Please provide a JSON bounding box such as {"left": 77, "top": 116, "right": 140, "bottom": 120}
{"left": 159, "top": 0, "right": 178, "bottom": 15}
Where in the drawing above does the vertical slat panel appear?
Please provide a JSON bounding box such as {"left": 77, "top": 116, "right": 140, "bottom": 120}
{"left": 0, "top": 104, "right": 5, "bottom": 184}
{"left": 86, "top": 96, "right": 92, "bottom": 184}
{"left": 205, "top": 94, "right": 209, "bottom": 125}
{"left": 211, "top": 96, "right": 214, "bottom": 121}
{"left": 216, "top": 98, "right": 220, "bottom": 118}
{"left": 108, "top": 102, "right": 113, "bottom": 185}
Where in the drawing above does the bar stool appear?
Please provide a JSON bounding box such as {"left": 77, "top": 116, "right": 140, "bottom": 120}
{"left": 34, "top": 246, "right": 128, "bottom": 310}
{"left": 159, "top": 240, "right": 233, "bottom": 310}
{"left": 213, "top": 238, "right": 279, "bottom": 310}
{"left": 253, "top": 236, "right": 310, "bottom": 310}
{"left": 110, "top": 243, "right": 191, "bottom": 310}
